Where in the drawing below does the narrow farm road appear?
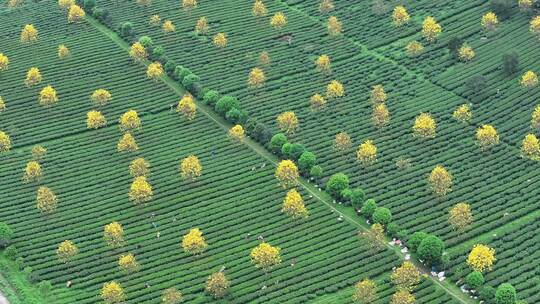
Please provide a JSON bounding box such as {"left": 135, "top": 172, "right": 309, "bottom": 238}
{"left": 86, "top": 16, "right": 474, "bottom": 304}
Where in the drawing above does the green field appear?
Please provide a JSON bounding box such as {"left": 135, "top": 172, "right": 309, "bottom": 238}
{"left": 0, "top": 0, "right": 539, "bottom": 303}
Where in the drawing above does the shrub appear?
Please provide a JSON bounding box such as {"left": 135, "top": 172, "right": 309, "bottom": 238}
{"left": 15, "top": 257, "right": 24, "bottom": 270}
{"left": 326, "top": 173, "right": 349, "bottom": 198}
{"left": 203, "top": 90, "right": 220, "bottom": 106}
{"left": 490, "top": 0, "right": 513, "bottom": 20}
{"left": 408, "top": 231, "right": 429, "bottom": 251}
{"left": 252, "top": 123, "right": 272, "bottom": 144}
{"left": 447, "top": 36, "right": 463, "bottom": 59}
{"left": 269, "top": 133, "right": 287, "bottom": 154}
{"left": 164, "top": 60, "right": 177, "bottom": 76}
{"left": 225, "top": 108, "right": 248, "bottom": 125}
{"left": 215, "top": 96, "right": 239, "bottom": 115}
{"left": 417, "top": 235, "right": 445, "bottom": 264}
{"left": 281, "top": 143, "right": 293, "bottom": 158}
{"left": 309, "top": 165, "right": 323, "bottom": 179}
{"left": 182, "top": 74, "right": 201, "bottom": 93}
{"left": 466, "top": 271, "right": 485, "bottom": 290}
{"left": 0, "top": 222, "right": 13, "bottom": 248}
{"left": 386, "top": 222, "right": 400, "bottom": 238}
{"left": 350, "top": 188, "right": 365, "bottom": 210}
{"left": 298, "top": 151, "right": 316, "bottom": 172}
{"left": 340, "top": 188, "right": 352, "bottom": 204}
{"left": 480, "top": 286, "right": 496, "bottom": 304}
{"left": 372, "top": 207, "right": 392, "bottom": 226}
{"left": 83, "top": 0, "right": 96, "bottom": 11}
{"left": 502, "top": 51, "right": 519, "bottom": 76}
{"left": 360, "top": 199, "right": 377, "bottom": 218}
{"left": 289, "top": 143, "right": 306, "bottom": 160}
{"left": 138, "top": 36, "right": 153, "bottom": 48}
{"left": 467, "top": 75, "right": 487, "bottom": 97}
{"left": 37, "top": 280, "right": 52, "bottom": 296}
{"left": 5, "top": 245, "right": 17, "bottom": 260}
{"left": 119, "top": 22, "right": 135, "bottom": 39}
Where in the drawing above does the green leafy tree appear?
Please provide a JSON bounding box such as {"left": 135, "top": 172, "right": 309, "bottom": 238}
{"left": 372, "top": 207, "right": 392, "bottom": 226}
{"left": 466, "top": 271, "right": 485, "bottom": 290}
{"left": 270, "top": 133, "right": 287, "bottom": 154}
{"left": 495, "top": 283, "right": 516, "bottom": 304}
{"left": 408, "top": 231, "right": 429, "bottom": 251}
{"left": 326, "top": 173, "right": 349, "bottom": 198}
{"left": 417, "top": 235, "right": 444, "bottom": 264}
{"left": 360, "top": 199, "right": 377, "bottom": 218}
{"left": 298, "top": 151, "right": 316, "bottom": 172}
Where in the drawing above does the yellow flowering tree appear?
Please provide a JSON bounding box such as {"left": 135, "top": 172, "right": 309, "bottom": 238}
{"left": 391, "top": 290, "right": 415, "bottom": 304}
{"left": 176, "top": 94, "right": 197, "bottom": 121}
{"left": 530, "top": 16, "right": 540, "bottom": 38}
{"left": 182, "top": 228, "right": 207, "bottom": 255}
{"left": 481, "top": 12, "right": 499, "bottom": 32}
{"left": 149, "top": 15, "right": 161, "bottom": 27}
{"left": 392, "top": 6, "right": 410, "bottom": 27}
{"left": 248, "top": 68, "right": 266, "bottom": 88}
{"left": 147, "top": 62, "right": 164, "bottom": 81}
{"left": 282, "top": 189, "right": 308, "bottom": 220}
{"left": 270, "top": 12, "right": 287, "bottom": 30}
{"left": 449, "top": 203, "right": 473, "bottom": 231}
{"left": 252, "top": 0, "right": 267, "bottom": 18}
{"left": 519, "top": 0, "right": 533, "bottom": 11}
{"left": 130, "top": 158, "right": 150, "bottom": 177}
{"left": 129, "top": 176, "right": 153, "bottom": 205}
{"left": 119, "top": 110, "right": 141, "bottom": 132}
{"left": 372, "top": 103, "right": 390, "bottom": 129}
{"left": 32, "top": 145, "right": 46, "bottom": 160}
{"left": 531, "top": 105, "right": 540, "bottom": 130}
{"left": 391, "top": 261, "right": 420, "bottom": 291}
{"left": 58, "top": 0, "right": 75, "bottom": 10}
{"left": 326, "top": 80, "right": 345, "bottom": 98}
{"left": 310, "top": 93, "right": 327, "bottom": 111}
{"left": 467, "top": 244, "right": 496, "bottom": 272}
{"left": 333, "top": 131, "right": 352, "bottom": 155}
{"left": 405, "top": 41, "right": 424, "bottom": 57}
{"left": 0, "top": 131, "right": 11, "bottom": 152}
{"left": 161, "top": 288, "right": 183, "bottom": 304}
{"left": 327, "top": 16, "right": 342, "bottom": 36}
{"left": 101, "top": 281, "right": 125, "bottom": 304}
{"left": 162, "top": 20, "right": 176, "bottom": 34}
{"left": 276, "top": 111, "right": 299, "bottom": 135}
{"left": 357, "top": 140, "right": 377, "bottom": 166}
{"left": 0, "top": 53, "right": 8, "bottom": 71}
{"left": 182, "top": 0, "right": 197, "bottom": 11}
{"left": 36, "top": 186, "right": 58, "bottom": 215}
{"left": 91, "top": 89, "right": 112, "bottom": 106}
{"left": 319, "top": 0, "right": 334, "bottom": 13}
{"left": 58, "top": 44, "right": 70, "bottom": 59}
{"left": 521, "top": 133, "right": 540, "bottom": 160}
{"left": 21, "top": 24, "right": 38, "bottom": 44}
{"left": 413, "top": 113, "right": 436, "bottom": 138}
{"left": 453, "top": 104, "right": 472, "bottom": 123}
{"left": 195, "top": 17, "right": 209, "bottom": 35}
{"left": 180, "top": 155, "right": 202, "bottom": 181}
{"left": 56, "top": 240, "right": 78, "bottom": 264}
{"left": 361, "top": 223, "right": 385, "bottom": 252}
{"left": 39, "top": 85, "right": 59, "bottom": 107}
{"left": 315, "top": 54, "right": 331, "bottom": 74}
{"left": 25, "top": 67, "right": 42, "bottom": 87}
{"left": 275, "top": 160, "right": 299, "bottom": 188}
{"left": 104, "top": 222, "right": 124, "bottom": 249}
{"left": 476, "top": 124, "right": 499, "bottom": 151}
{"left": 250, "top": 242, "right": 282, "bottom": 273}
{"left": 213, "top": 33, "right": 228, "bottom": 48}
{"left": 259, "top": 51, "right": 271, "bottom": 66}
{"left": 129, "top": 42, "right": 148, "bottom": 62}
{"left": 117, "top": 133, "right": 139, "bottom": 152}
{"left": 422, "top": 16, "right": 442, "bottom": 42}
{"left": 521, "top": 70, "right": 538, "bottom": 88}
{"left": 228, "top": 125, "right": 245, "bottom": 143}
{"left": 0, "top": 96, "right": 5, "bottom": 113}
{"left": 428, "top": 165, "right": 452, "bottom": 196}
{"left": 205, "top": 272, "right": 230, "bottom": 299}
{"left": 118, "top": 253, "right": 140, "bottom": 274}
{"left": 23, "top": 161, "right": 42, "bottom": 183}
{"left": 370, "top": 85, "right": 387, "bottom": 104}
{"left": 67, "top": 5, "right": 85, "bottom": 24}
{"left": 458, "top": 43, "right": 475, "bottom": 62}
{"left": 352, "top": 279, "right": 377, "bottom": 304}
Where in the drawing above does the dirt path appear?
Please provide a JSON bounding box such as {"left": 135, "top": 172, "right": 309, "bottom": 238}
{"left": 0, "top": 293, "right": 9, "bottom": 304}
